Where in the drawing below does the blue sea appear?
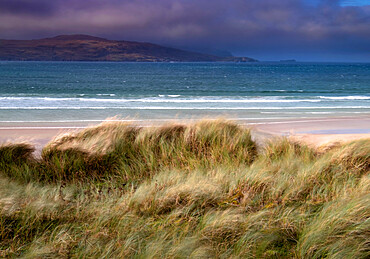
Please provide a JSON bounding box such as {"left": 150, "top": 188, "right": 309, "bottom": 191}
{"left": 0, "top": 62, "right": 369, "bottom": 126}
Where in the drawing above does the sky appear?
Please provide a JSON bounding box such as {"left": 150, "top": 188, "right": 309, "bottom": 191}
{"left": 0, "top": 0, "right": 369, "bottom": 61}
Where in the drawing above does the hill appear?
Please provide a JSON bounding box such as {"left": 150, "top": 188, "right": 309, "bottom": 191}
{"left": 0, "top": 35, "right": 257, "bottom": 62}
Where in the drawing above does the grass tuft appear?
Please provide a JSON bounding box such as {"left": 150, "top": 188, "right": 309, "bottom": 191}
{"left": 0, "top": 143, "right": 35, "bottom": 181}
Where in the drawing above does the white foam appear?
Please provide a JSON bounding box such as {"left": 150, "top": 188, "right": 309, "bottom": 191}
{"left": 158, "top": 94, "right": 181, "bottom": 98}
{"left": 96, "top": 94, "right": 116, "bottom": 96}
{"left": 0, "top": 97, "right": 76, "bottom": 101}
{"left": 319, "top": 96, "right": 370, "bottom": 100}
{"left": 2, "top": 94, "right": 369, "bottom": 104}
{"left": 0, "top": 96, "right": 323, "bottom": 103}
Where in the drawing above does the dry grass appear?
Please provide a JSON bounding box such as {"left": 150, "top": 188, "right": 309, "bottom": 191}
{"left": 0, "top": 120, "right": 369, "bottom": 258}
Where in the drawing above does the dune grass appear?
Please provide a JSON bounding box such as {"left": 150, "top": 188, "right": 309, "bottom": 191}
{"left": 0, "top": 120, "right": 369, "bottom": 258}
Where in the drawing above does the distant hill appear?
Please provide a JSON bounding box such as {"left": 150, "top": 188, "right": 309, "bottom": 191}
{"left": 0, "top": 35, "right": 257, "bottom": 62}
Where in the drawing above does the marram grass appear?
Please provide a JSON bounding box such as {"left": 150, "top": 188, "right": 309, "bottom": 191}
{"left": 0, "top": 120, "right": 369, "bottom": 258}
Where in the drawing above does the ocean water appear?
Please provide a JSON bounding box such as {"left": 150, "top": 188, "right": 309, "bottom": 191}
{"left": 0, "top": 61, "right": 369, "bottom": 125}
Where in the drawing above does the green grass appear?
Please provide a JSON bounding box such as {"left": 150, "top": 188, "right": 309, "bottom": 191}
{"left": 0, "top": 120, "right": 369, "bottom": 258}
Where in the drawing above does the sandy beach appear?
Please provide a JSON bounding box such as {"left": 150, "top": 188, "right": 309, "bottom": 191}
{"left": 1, "top": 115, "right": 369, "bottom": 151}
{"left": 249, "top": 115, "right": 370, "bottom": 147}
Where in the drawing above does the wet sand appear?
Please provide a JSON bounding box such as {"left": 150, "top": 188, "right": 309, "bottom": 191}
{"left": 0, "top": 116, "right": 369, "bottom": 150}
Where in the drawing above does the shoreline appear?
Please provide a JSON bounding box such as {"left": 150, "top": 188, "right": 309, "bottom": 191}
{"left": 0, "top": 115, "right": 369, "bottom": 150}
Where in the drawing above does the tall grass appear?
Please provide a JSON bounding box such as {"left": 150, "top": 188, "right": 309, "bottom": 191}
{"left": 0, "top": 143, "right": 35, "bottom": 182}
{"left": 0, "top": 120, "right": 369, "bottom": 258}
{"left": 10, "top": 120, "right": 256, "bottom": 184}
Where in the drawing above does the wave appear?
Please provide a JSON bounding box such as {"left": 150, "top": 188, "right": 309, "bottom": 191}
{"left": 1, "top": 96, "right": 369, "bottom": 106}
{"left": 158, "top": 94, "right": 181, "bottom": 97}
{"left": 319, "top": 96, "right": 370, "bottom": 100}
{"left": 96, "top": 94, "right": 116, "bottom": 96}
{"left": 0, "top": 96, "right": 322, "bottom": 103}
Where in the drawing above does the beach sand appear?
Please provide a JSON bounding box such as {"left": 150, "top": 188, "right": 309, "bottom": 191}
{"left": 0, "top": 116, "right": 369, "bottom": 151}
{"left": 0, "top": 128, "right": 80, "bottom": 153}
{"left": 289, "top": 133, "right": 370, "bottom": 148}
{"left": 250, "top": 115, "right": 370, "bottom": 147}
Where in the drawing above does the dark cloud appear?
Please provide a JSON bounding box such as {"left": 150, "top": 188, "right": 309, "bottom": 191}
{"left": 0, "top": 0, "right": 57, "bottom": 17}
{"left": 0, "top": 0, "right": 369, "bottom": 61}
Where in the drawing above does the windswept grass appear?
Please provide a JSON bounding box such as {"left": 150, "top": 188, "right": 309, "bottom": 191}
{"left": 0, "top": 120, "right": 369, "bottom": 258}
{"left": 0, "top": 143, "right": 35, "bottom": 181}
{"left": 21, "top": 119, "right": 256, "bottom": 184}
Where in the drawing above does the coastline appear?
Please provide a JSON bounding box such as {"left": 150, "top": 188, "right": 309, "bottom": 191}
{"left": 1, "top": 115, "right": 369, "bottom": 151}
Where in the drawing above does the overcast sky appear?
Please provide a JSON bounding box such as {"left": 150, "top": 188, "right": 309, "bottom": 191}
{"left": 0, "top": 0, "right": 369, "bottom": 61}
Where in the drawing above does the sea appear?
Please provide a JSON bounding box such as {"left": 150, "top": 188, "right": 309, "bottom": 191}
{"left": 0, "top": 61, "right": 369, "bottom": 126}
